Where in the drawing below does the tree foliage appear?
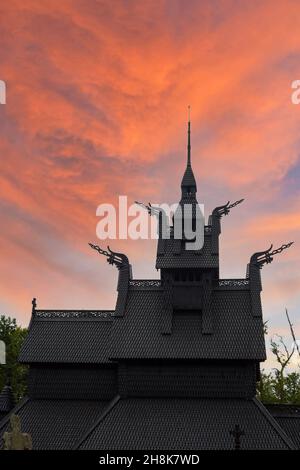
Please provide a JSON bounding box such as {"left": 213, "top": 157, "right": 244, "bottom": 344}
{"left": 0, "top": 315, "right": 28, "bottom": 402}
{"left": 257, "top": 314, "right": 300, "bottom": 404}
{"left": 258, "top": 371, "right": 300, "bottom": 404}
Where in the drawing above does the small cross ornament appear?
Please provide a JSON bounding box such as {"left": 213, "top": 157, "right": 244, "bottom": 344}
{"left": 230, "top": 424, "right": 245, "bottom": 450}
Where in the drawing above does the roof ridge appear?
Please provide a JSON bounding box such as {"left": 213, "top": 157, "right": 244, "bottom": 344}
{"left": 34, "top": 309, "right": 115, "bottom": 312}
{"left": 252, "top": 397, "right": 296, "bottom": 449}
{"left": 73, "top": 395, "right": 120, "bottom": 449}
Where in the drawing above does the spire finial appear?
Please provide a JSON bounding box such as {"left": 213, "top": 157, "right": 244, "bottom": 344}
{"left": 187, "top": 105, "right": 191, "bottom": 167}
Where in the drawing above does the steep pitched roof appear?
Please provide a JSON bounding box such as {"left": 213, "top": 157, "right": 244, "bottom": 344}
{"left": 1, "top": 397, "right": 295, "bottom": 450}
{"left": 0, "top": 398, "right": 109, "bottom": 450}
{"left": 19, "top": 310, "right": 115, "bottom": 364}
{"left": 109, "top": 286, "right": 266, "bottom": 360}
{"left": 156, "top": 230, "right": 218, "bottom": 269}
{"left": 271, "top": 417, "right": 300, "bottom": 449}
{"left": 78, "top": 397, "right": 294, "bottom": 450}
{"left": 181, "top": 164, "right": 197, "bottom": 189}
{"left": 266, "top": 405, "right": 300, "bottom": 449}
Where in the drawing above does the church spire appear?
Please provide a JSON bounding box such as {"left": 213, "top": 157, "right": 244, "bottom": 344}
{"left": 181, "top": 106, "right": 197, "bottom": 194}
{"left": 187, "top": 105, "right": 191, "bottom": 167}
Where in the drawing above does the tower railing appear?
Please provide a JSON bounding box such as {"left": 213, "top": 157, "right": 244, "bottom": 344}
{"left": 129, "top": 280, "right": 162, "bottom": 288}
{"left": 34, "top": 310, "right": 114, "bottom": 319}
{"left": 128, "top": 278, "right": 250, "bottom": 289}
{"left": 213, "top": 279, "right": 250, "bottom": 289}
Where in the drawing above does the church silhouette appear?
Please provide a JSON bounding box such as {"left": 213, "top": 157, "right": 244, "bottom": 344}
{"left": 0, "top": 119, "right": 298, "bottom": 450}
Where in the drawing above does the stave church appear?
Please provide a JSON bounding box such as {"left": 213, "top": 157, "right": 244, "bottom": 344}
{"left": 1, "top": 119, "right": 299, "bottom": 450}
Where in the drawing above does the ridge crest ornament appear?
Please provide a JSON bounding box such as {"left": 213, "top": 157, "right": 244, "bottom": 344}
{"left": 250, "top": 242, "right": 294, "bottom": 269}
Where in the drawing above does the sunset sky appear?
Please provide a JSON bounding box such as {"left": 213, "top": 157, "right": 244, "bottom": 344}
{"left": 0, "top": 0, "right": 299, "bottom": 365}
